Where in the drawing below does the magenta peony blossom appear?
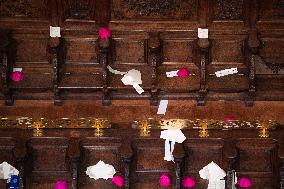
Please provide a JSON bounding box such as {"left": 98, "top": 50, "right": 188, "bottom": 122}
{"left": 177, "top": 68, "right": 190, "bottom": 78}
{"left": 238, "top": 178, "right": 252, "bottom": 188}
{"left": 112, "top": 175, "right": 125, "bottom": 187}
{"left": 182, "top": 177, "right": 195, "bottom": 188}
{"left": 54, "top": 180, "right": 68, "bottom": 189}
{"left": 159, "top": 173, "right": 171, "bottom": 187}
{"left": 10, "top": 71, "right": 24, "bottom": 82}
{"left": 99, "top": 28, "right": 111, "bottom": 39}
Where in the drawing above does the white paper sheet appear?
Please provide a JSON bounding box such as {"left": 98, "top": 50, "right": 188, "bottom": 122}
{"left": 166, "top": 70, "right": 179, "bottom": 77}
{"left": 157, "top": 100, "right": 168, "bottom": 115}
{"left": 86, "top": 161, "right": 116, "bottom": 180}
{"left": 198, "top": 28, "right": 209, "bottom": 39}
{"left": 12, "top": 68, "right": 22, "bottom": 72}
{"left": 215, "top": 68, "right": 238, "bottom": 78}
{"left": 50, "top": 26, "right": 61, "bottom": 37}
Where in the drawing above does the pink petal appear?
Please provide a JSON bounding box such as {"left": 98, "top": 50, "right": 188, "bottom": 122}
{"left": 99, "top": 28, "right": 111, "bottom": 39}
{"left": 112, "top": 175, "right": 125, "bottom": 187}
{"left": 238, "top": 178, "right": 252, "bottom": 188}
{"left": 10, "top": 71, "right": 24, "bottom": 82}
{"left": 159, "top": 173, "right": 171, "bottom": 187}
{"left": 54, "top": 180, "right": 68, "bottom": 189}
{"left": 177, "top": 68, "right": 190, "bottom": 78}
{"left": 182, "top": 177, "right": 195, "bottom": 188}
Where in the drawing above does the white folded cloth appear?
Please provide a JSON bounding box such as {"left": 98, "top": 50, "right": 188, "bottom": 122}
{"left": 86, "top": 160, "right": 116, "bottom": 180}
{"left": 0, "top": 162, "right": 19, "bottom": 179}
{"left": 160, "top": 129, "right": 186, "bottom": 162}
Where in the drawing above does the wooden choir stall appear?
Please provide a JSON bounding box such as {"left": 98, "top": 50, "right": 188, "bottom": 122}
{"left": 0, "top": 0, "right": 284, "bottom": 188}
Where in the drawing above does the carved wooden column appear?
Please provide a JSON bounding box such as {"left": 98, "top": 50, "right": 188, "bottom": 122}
{"left": 50, "top": 37, "right": 62, "bottom": 106}
{"left": 196, "top": 38, "right": 209, "bottom": 106}
{"left": 0, "top": 30, "right": 14, "bottom": 106}
{"left": 244, "top": 0, "right": 260, "bottom": 107}
{"left": 173, "top": 143, "right": 185, "bottom": 189}
{"left": 147, "top": 33, "right": 161, "bottom": 106}
{"left": 244, "top": 31, "right": 259, "bottom": 107}
{"left": 99, "top": 38, "right": 111, "bottom": 106}
{"left": 196, "top": 0, "right": 209, "bottom": 106}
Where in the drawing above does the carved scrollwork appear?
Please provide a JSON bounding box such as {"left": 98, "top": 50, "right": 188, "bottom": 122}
{"left": 65, "top": 0, "right": 94, "bottom": 20}
{"left": 215, "top": 0, "right": 243, "bottom": 20}
{"left": 0, "top": 0, "right": 47, "bottom": 18}
{"left": 127, "top": 0, "right": 178, "bottom": 16}
{"left": 112, "top": 0, "right": 197, "bottom": 20}
{"left": 277, "top": 0, "right": 284, "bottom": 16}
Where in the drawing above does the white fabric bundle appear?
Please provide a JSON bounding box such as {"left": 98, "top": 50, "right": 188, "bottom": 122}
{"left": 107, "top": 66, "right": 144, "bottom": 94}
{"left": 199, "top": 161, "right": 226, "bottom": 189}
{"left": 0, "top": 162, "right": 19, "bottom": 180}
{"left": 86, "top": 160, "right": 116, "bottom": 180}
{"left": 160, "top": 129, "right": 186, "bottom": 162}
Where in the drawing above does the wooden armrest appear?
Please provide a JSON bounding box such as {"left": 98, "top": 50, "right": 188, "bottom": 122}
{"left": 98, "top": 38, "right": 110, "bottom": 49}
{"left": 119, "top": 141, "right": 133, "bottom": 161}
{"left": 224, "top": 140, "right": 238, "bottom": 169}
{"left": 173, "top": 143, "right": 185, "bottom": 161}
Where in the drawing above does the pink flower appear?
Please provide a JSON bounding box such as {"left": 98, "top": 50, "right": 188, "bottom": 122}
{"left": 54, "top": 180, "right": 68, "bottom": 189}
{"left": 159, "top": 173, "right": 171, "bottom": 187}
{"left": 112, "top": 175, "right": 125, "bottom": 187}
{"left": 238, "top": 178, "right": 252, "bottom": 188}
{"left": 182, "top": 177, "right": 195, "bottom": 188}
{"left": 177, "top": 68, "right": 190, "bottom": 78}
{"left": 99, "top": 28, "right": 111, "bottom": 39}
{"left": 10, "top": 71, "right": 24, "bottom": 82}
{"left": 224, "top": 116, "right": 238, "bottom": 123}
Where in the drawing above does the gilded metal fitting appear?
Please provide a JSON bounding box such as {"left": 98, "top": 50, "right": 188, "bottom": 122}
{"left": 199, "top": 121, "right": 209, "bottom": 138}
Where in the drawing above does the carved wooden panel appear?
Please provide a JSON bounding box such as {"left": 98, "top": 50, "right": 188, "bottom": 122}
{"left": 134, "top": 138, "right": 170, "bottom": 172}
{"left": 27, "top": 137, "right": 70, "bottom": 172}
{"left": 112, "top": 38, "right": 146, "bottom": 64}
{"left": 59, "top": 66, "right": 103, "bottom": 88}
{"left": 236, "top": 138, "right": 279, "bottom": 189}
{"left": 0, "top": 137, "right": 16, "bottom": 164}
{"left": 64, "top": 37, "right": 98, "bottom": 64}
{"left": 0, "top": 0, "right": 48, "bottom": 19}
{"left": 111, "top": 0, "right": 198, "bottom": 21}
{"left": 64, "top": 0, "right": 95, "bottom": 20}
{"left": 259, "top": 0, "right": 284, "bottom": 21}
{"left": 259, "top": 38, "right": 284, "bottom": 67}
{"left": 162, "top": 40, "right": 194, "bottom": 63}
{"left": 14, "top": 35, "right": 48, "bottom": 64}
{"left": 211, "top": 38, "right": 245, "bottom": 64}
{"left": 213, "top": 0, "right": 244, "bottom": 20}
